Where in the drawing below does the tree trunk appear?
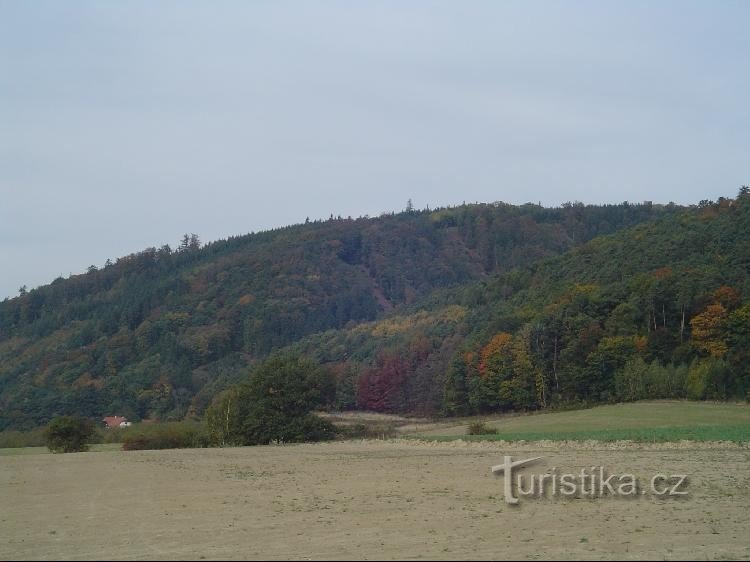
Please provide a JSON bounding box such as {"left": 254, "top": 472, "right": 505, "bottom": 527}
{"left": 680, "top": 304, "right": 686, "bottom": 343}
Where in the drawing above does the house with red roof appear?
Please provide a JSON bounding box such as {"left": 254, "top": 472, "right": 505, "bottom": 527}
{"left": 102, "top": 416, "right": 132, "bottom": 429}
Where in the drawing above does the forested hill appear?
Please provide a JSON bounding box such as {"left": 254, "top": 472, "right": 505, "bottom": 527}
{"left": 0, "top": 201, "right": 676, "bottom": 429}
{"left": 288, "top": 191, "right": 750, "bottom": 417}
{"left": 448, "top": 192, "right": 750, "bottom": 413}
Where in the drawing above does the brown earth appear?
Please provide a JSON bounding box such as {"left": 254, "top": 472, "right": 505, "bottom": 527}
{"left": 2, "top": 440, "right": 749, "bottom": 560}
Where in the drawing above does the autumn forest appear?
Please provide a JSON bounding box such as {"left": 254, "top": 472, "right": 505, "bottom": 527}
{"left": 1, "top": 189, "right": 749, "bottom": 430}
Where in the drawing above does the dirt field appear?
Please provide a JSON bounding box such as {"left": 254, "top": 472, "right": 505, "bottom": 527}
{"left": 2, "top": 440, "right": 749, "bottom": 560}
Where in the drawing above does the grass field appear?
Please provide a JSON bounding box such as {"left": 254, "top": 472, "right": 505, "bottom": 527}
{"left": 412, "top": 401, "right": 750, "bottom": 442}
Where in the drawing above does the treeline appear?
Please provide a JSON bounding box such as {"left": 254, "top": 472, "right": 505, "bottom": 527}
{"left": 442, "top": 286, "right": 749, "bottom": 416}
{"left": 0, "top": 200, "right": 674, "bottom": 430}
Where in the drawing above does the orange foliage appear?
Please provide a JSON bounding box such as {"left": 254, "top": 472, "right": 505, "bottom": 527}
{"left": 653, "top": 266, "right": 673, "bottom": 280}
{"left": 690, "top": 303, "right": 728, "bottom": 358}
{"left": 238, "top": 293, "right": 255, "bottom": 306}
{"left": 463, "top": 351, "right": 477, "bottom": 367}
{"left": 633, "top": 335, "right": 648, "bottom": 353}
{"left": 479, "top": 332, "right": 513, "bottom": 376}
{"left": 713, "top": 286, "right": 741, "bottom": 311}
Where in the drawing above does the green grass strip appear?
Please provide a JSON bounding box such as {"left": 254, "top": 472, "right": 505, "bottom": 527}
{"left": 415, "top": 424, "right": 750, "bottom": 444}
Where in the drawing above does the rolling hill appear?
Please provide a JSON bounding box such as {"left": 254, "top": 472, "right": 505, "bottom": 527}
{"left": 3, "top": 194, "right": 748, "bottom": 429}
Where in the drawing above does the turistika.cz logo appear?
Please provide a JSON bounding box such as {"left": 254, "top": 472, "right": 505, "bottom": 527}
{"left": 491, "top": 456, "right": 688, "bottom": 504}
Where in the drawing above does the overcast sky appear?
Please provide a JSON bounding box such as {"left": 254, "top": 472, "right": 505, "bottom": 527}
{"left": 1, "top": 1, "right": 748, "bottom": 299}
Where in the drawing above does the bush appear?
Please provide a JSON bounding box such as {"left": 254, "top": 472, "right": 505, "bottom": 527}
{"left": 240, "top": 412, "right": 336, "bottom": 445}
{"left": 467, "top": 421, "right": 498, "bottom": 435}
{"left": 121, "top": 422, "right": 211, "bottom": 451}
{"left": 335, "top": 422, "right": 399, "bottom": 439}
{"left": 0, "top": 427, "right": 48, "bottom": 449}
{"left": 45, "top": 416, "right": 96, "bottom": 453}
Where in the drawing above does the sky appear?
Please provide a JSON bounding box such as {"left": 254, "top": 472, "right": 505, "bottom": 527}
{"left": 1, "top": 1, "right": 748, "bottom": 299}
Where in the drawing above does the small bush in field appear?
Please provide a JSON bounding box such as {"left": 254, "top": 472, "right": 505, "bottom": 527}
{"left": 336, "top": 422, "right": 399, "bottom": 439}
{"left": 467, "top": 422, "right": 498, "bottom": 435}
{"left": 45, "top": 416, "right": 96, "bottom": 453}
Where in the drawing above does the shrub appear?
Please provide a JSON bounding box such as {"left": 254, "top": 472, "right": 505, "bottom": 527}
{"left": 335, "top": 422, "right": 399, "bottom": 439}
{"left": 467, "top": 421, "right": 498, "bottom": 435}
{"left": 0, "top": 427, "right": 48, "bottom": 449}
{"left": 121, "top": 422, "right": 211, "bottom": 451}
{"left": 45, "top": 416, "right": 96, "bottom": 453}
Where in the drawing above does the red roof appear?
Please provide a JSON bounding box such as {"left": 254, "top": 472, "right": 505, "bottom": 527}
{"left": 102, "top": 416, "right": 128, "bottom": 428}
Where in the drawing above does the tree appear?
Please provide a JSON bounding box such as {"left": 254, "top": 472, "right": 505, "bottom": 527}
{"left": 179, "top": 234, "right": 190, "bottom": 252}
{"left": 442, "top": 355, "right": 469, "bottom": 416}
{"left": 178, "top": 233, "right": 200, "bottom": 252}
{"left": 686, "top": 358, "right": 730, "bottom": 400}
{"left": 206, "top": 354, "right": 336, "bottom": 446}
{"left": 45, "top": 416, "right": 96, "bottom": 453}
{"left": 726, "top": 303, "right": 750, "bottom": 398}
{"left": 204, "top": 386, "right": 246, "bottom": 446}
{"left": 510, "top": 327, "right": 545, "bottom": 410}
{"left": 331, "top": 363, "right": 358, "bottom": 411}
{"left": 691, "top": 303, "right": 728, "bottom": 358}
{"left": 357, "top": 354, "right": 410, "bottom": 412}
{"left": 614, "top": 357, "right": 649, "bottom": 402}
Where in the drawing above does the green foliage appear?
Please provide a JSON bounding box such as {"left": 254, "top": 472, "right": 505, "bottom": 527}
{"left": 442, "top": 356, "right": 470, "bottom": 416}
{"left": 432, "top": 424, "right": 750, "bottom": 444}
{"left": 205, "top": 354, "right": 336, "bottom": 446}
{"left": 686, "top": 358, "right": 731, "bottom": 400}
{"left": 44, "top": 416, "right": 95, "bottom": 453}
{"left": 0, "top": 427, "right": 48, "bottom": 448}
{"left": 0, "top": 202, "right": 676, "bottom": 429}
{"left": 726, "top": 303, "right": 750, "bottom": 398}
{"left": 614, "top": 359, "right": 688, "bottom": 402}
{"left": 614, "top": 358, "right": 648, "bottom": 402}
{"left": 120, "top": 422, "right": 211, "bottom": 450}
{"left": 440, "top": 195, "right": 750, "bottom": 414}
{"left": 419, "top": 401, "right": 750, "bottom": 443}
{"left": 204, "top": 386, "right": 247, "bottom": 446}
{"left": 332, "top": 364, "right": 358, "bottom": 411}
{"left": 3, "top": 197, "right": 750, "bottom": 426}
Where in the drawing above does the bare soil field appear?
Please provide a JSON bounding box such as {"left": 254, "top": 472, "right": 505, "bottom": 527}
{"left": 2, "top": 439, "right": 749, "bottom": 560}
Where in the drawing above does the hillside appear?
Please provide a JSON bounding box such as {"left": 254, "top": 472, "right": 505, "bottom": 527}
{"left": 286, "top": 191, "right": 750, "bottom": 417}
{"left": 0, "top": 201, "right": 674, "bottom": 429}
